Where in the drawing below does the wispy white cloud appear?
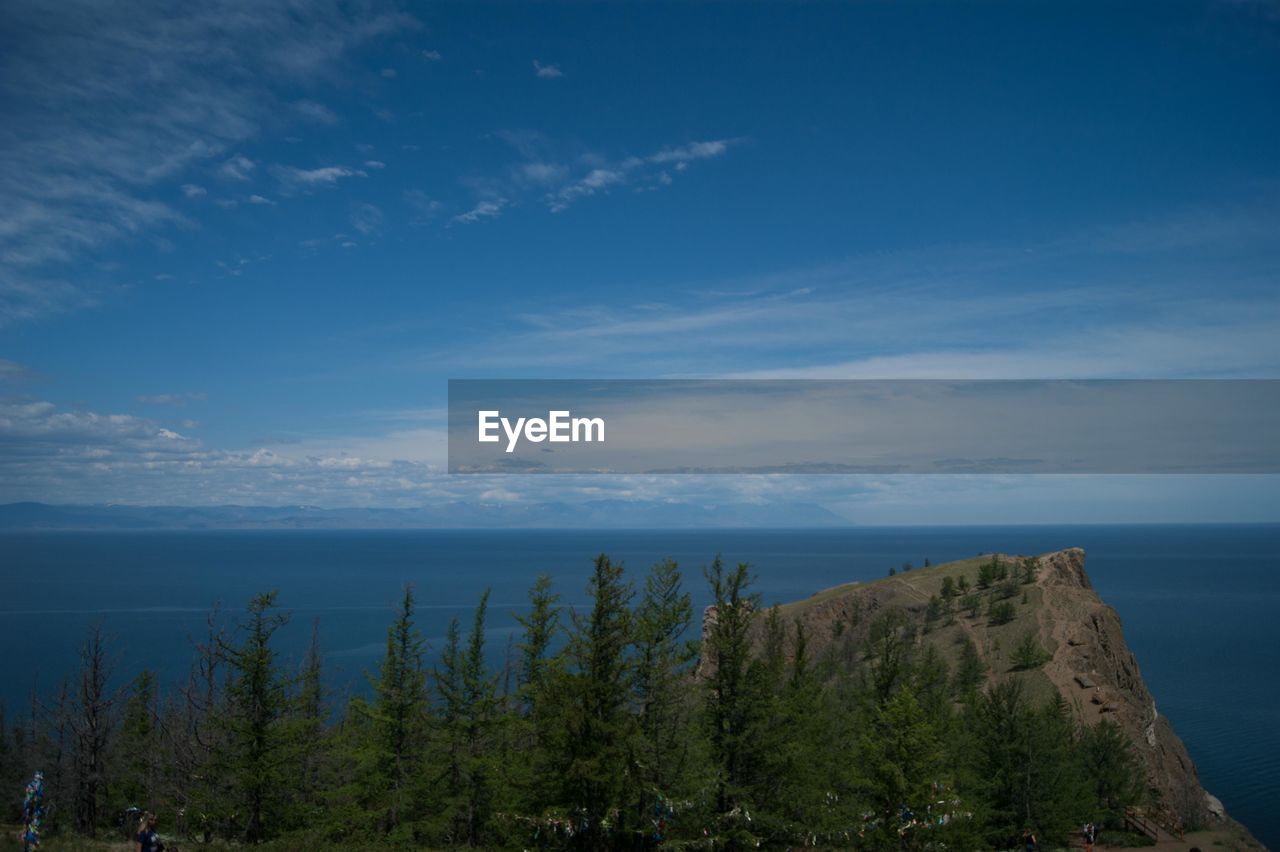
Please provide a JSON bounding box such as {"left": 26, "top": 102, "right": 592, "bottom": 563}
{"left": 421, "top": 49, "right": 442, "bottom": 62}
{"left": 218, "top": 155, "right": 256, "bottom": 181}
{"left": 271, "top": 164, "right": 367, "bottom": 192}
{"left": 0, "top": 358, "right": 36, "bottom": 382}
{"left": 0, "top": 176, "right": 187, "bottom": 268}
{"left": 136, "top": 391, "right": 207, "bottom": 406}
{"left": 649, "top": 139, "right": 732, "bottom": 164}
{"left": 0, "top": 270, "right": 97, "bottom": 325}
{"left": 0, "top": 0, "right": 417, "bottom": 324}
{"left": 533, "top": 60, "right": 563, "bottom": 79}
{"left": 451, "top": 198, "right": 508, "bottom": 225}
{"left": 416, "top": 218, "right": 1280, "bottom": 378}
{"left": 180, "top": 184, "right": 207, "bottom": 198}
{"left": 293, "top": 99, "right": 339, "bottom": 124}
{"left": 455, "top": 135, "right": 736, "bottom": 222}
{"left": 517, "top": 161, "right": 569, "bottom": 185}
{"left": 349, "top": 202, "right": 383, "bottom": 234}
{"left": 549, "top": 168, "right": 628, "bottom": 211}
{"left": 403, "top": 189, "right": 443, "bottom": 222}
{"left": 247, "top": 194, "right": 276, "bottom": 206}
{"left": 547, "top": 138, "right": 735, "bottom": 212}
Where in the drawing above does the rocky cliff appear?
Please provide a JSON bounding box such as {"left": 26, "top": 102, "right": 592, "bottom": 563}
{"left": 707, "top": 548, "right": 1260, "bottom": 845}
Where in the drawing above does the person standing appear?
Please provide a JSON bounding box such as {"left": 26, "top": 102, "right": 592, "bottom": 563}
{"left": 21, "top": 771, "right": 44, "bottom": 851}
{"left": 1083, "top": 821, "right": 1097, "bottom": 852}
{"left": 136, "top": 811, "right": 164, "bottom": 852}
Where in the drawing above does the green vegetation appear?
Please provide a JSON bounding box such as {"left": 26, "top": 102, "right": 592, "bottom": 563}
{"left": 989, "top": 599, "right": 1017, "bottom": 626}
{"left": 1, "top": 553, "right": 1146, "bottom": 850}
{"left": 1011, "top": 631, "right": 1053, "bottom": 671}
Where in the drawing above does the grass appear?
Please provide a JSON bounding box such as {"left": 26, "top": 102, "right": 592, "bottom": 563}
{"left": 773, "top": 551, "right": 1063, "bottom": 702}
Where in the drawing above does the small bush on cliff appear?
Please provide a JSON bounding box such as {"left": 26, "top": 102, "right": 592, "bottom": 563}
{"left": 989, "top": 599, "right": 1017, "bottom": 626}
{"left": 977, "top": 559, "right": 997, "bottom": 589}
{"left": 953, "top": 637, "right": 988, "bottom": 696}
{"left": 1011, "top": 631, "right": 1052, "bottom": 670}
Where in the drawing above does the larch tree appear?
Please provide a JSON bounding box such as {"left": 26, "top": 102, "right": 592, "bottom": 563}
{"left": 219, "top": 591, "right": 290, "bottom": 843}
{"left": 370, "top": 584, "right": 429, "bottom": 835}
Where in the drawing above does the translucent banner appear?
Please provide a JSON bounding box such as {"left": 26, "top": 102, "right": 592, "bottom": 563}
{"left": 447, "top": 379, "right": 1280, "bottom": 474}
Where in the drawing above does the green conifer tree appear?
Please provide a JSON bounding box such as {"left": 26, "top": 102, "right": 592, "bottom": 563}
{"left": 558, "top": 554, "right": 636, "bottom": 847}
{"left": 952, "top": 638, "right": 987, "bottom": 697}
{"left": 370, "top": 585, "right": 429, "bottom": 835}
{"left": 219, "top": 592, "right": 290, "bottom": 842}
{"left": 1079, "top": 719, "right": 1145, "bottom": 825}
{"left": 703, "top": 557, "right": 761, "bottom": 828}
{"left": 632, "top": 559, "right": 698, "bottom": 829}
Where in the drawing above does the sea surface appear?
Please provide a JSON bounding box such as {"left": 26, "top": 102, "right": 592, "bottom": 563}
{"left": 1, "top": 525, "right": 1277, "bottom": 847}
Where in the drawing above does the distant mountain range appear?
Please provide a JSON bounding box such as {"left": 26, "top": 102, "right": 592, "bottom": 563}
{"left": 0, "top": 501, "right": 851, "bottom": 530}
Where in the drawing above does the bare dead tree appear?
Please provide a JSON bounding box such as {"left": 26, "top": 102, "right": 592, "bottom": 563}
{"left": 169, "top": 603, "right": 228, "bottom": 843}
{"left": 69, "top": 623, "right": 118, "bottom": 836}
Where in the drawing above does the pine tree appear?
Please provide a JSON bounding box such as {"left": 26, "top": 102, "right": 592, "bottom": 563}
{"left": 703, "top": 557, "right": 762, "bottom": 835}
{"left": 867, "top": 609, "right": 912, "bottom": 703}
{"left": 977, "top": 559, "right": 997, "bottom": 590}
{"left": 558, "top": 553, "right": 636, "bottom": 847}
{"left": 453, "top": 590, "right": 498, "bottom": 845}
{"left": 509, "top": 575, "right": 563, "bottom": 818}
{"left": 515, "top": 574, "right": 560, "bottom": 712}
{"left": 952, "top": 638, "right": 987, "bottom": 697}
{"left": 370, "top": 585, "right": 429, "bottom": 835}
{"left": 988, "top": 599, "right": 1016, "bottom": 626}
{"left": 436, "top": 614, "right": 464, "bottom": 792}
{"left": 1079, "top": 719, "right": 1144, "bottom": 825}
{"left": 112, "top": 670, "right": 157, "bottom": 813}
{"left": 756, "top": 619, "right": 851, "bottom": 844}
{"left": 925, "top": 594, "right": 943, "bottom": 629}
{"left": 970, "top": 679, "right": 1089, "bottom": 848}
{"left": 219, "top": 592, "right": 290, "bottom": 843}
{"left": 632, "top": 559, "right": 697, "bottom": 830}
{"left": 286, "top": 618, "right": 326, "bottom": 827}
{"left": 1011, "top": 631, "right": 1050, "bottom": 671}
{"left": 858, "top": 685, "right": 944, "bottom": 850}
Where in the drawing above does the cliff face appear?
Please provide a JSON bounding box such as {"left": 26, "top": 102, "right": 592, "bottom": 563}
{"left": 705, "top": 548, "right": 1244, "bottom": 838}
{"left": 1024, "top": 547, "right": 1213, "bottom": 823}
{"left": 1029, "top": 549, "right": 1209, "bottom": 823}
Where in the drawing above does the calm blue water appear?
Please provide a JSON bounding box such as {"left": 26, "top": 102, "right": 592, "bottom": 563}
{"left": 1, "top": 525, "right": 1277, "bottom": 847}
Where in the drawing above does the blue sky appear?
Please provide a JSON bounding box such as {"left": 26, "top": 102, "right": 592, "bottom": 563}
{"left": 2, "top": 0, "right": 1279, "bottom": 521}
